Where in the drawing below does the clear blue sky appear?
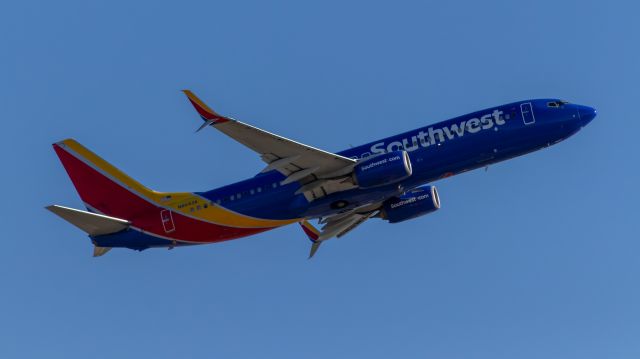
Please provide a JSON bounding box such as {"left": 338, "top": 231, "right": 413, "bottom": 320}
{"left": 2, "top": 0, "right": 639, "bottom": 358}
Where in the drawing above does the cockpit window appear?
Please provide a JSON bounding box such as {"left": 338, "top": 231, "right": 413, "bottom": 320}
{"left": 547, "top": 100, "right": 569, "bottom": 108}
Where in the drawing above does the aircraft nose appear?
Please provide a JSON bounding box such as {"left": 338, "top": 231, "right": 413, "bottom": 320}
{"left": 576, "top": 105, "right": 597, "bottom": 125}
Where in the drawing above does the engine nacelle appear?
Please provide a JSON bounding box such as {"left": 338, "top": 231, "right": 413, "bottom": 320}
{"left": 381, "top": 186, "right": 441, "bottom": 223}
{"left": 353, "top": 151, "right": 412, "bottom": 189}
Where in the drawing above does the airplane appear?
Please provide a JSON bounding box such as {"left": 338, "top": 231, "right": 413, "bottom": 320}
{"left": 47, "top": 91, "right": 596, "bottom": 258}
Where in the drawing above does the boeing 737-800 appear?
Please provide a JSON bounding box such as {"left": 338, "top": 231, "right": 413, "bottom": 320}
{"left": 47, "top": 92, "right": 596, "bottom": 257}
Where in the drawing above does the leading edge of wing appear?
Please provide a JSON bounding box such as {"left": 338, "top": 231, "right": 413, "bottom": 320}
{"left": 182, "top": 90, "right": 356, "bottom": 178}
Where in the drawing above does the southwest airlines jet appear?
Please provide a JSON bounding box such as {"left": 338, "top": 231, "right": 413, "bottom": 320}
{"left": 47, "top": 91, "right": 596, "bottom": 258}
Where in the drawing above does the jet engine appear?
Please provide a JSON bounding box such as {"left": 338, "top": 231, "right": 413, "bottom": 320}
{"left": 352, "top": 151, "right": 412, "bottom": 189}
{"left": 380, "top": 186, "right": 441, "bottom": 223}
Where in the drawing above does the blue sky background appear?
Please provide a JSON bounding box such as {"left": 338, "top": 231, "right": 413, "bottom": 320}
{"left": 2, "top": 0, "right": 639, "bottom": 358}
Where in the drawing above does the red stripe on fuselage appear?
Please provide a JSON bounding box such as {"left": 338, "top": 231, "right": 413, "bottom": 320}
{"left": 54, "top": 144, "right": 270, "bottom": 243}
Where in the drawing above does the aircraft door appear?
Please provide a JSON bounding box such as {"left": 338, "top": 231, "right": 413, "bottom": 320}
{"left": 160, "top": 209, "right": 176, "bottom": 233}
{"left": 520, "top": 102, "right": 535, "bottom": 125}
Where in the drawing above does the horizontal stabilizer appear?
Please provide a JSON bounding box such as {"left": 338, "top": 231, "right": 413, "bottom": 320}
{"left": 46, "top": 205, "right": 130, "bottom": 236}
{"left": 93, "top": 246, "right": 112, "bottom": 257}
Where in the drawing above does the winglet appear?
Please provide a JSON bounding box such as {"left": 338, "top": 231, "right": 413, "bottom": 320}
{"left": 299, "top": 220, "right": 322, "bottom": 259}
{"left": 182, "top": 90, "right": 231, "bottom": 127}
{"left": 300, "top": 220, "right": 320, "bottom": 242}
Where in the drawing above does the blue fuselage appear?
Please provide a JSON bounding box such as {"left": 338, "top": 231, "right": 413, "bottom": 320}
{"left": 197, "top": 99, "right": 596, "bottom": 220}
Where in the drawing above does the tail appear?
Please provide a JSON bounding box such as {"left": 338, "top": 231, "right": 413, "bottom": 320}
{"left": 51, "top": 138, "right": 291, "bottom": 255}
{"left": 52, "top": 139, "right": 166, "bottom": 219}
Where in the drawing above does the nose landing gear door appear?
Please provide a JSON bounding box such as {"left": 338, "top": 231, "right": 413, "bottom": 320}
{"left": 520, "top": 102, "right": 535, "bottom": 125}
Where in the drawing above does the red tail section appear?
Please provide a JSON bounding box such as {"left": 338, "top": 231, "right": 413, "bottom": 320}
{"left": 52, "top": 139, "right": 270, "bottom": 243}
{"left": 53, "top": 139, "right": 159, "bottom": 220}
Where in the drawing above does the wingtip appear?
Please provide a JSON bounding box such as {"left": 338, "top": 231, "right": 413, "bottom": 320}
{"left": 182, "top": 90, "right": 230, "bottom": 124}
{"left": 299, "top": 220, "right": 321, "bottom": 242}
{"left": 308, "top": 241, "right": 321, "bottom": 259}
{"left": 195, "top": 119, "right": 215, "bottom": 133}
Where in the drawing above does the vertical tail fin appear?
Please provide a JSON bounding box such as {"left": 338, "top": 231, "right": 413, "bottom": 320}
{"left": 52, "top": 139, "right": 163, "bottom": 219}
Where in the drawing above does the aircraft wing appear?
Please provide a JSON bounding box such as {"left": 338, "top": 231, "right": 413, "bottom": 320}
{"left": 299, "top": 203, "right": 381, "bottom": 258}
{"left": 183, "top": 90, "right": 358, "bottom": 199}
